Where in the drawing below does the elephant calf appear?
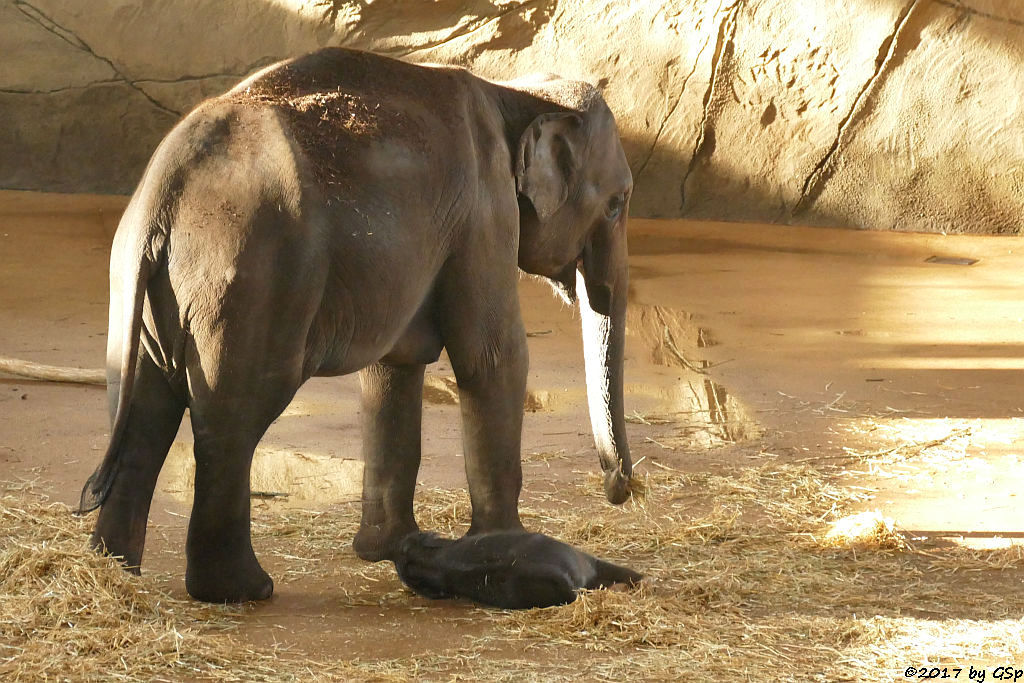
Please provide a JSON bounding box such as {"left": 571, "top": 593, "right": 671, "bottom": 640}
{"left": 79, "top": 47, "right": 635, "bottom": 603}
{"left": 392, "top": 531, "right": 643, "bottom": 609}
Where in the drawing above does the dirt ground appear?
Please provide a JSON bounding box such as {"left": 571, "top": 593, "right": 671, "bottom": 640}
{"left": 2, "top": 190, "right": 1023, "bottom": 677}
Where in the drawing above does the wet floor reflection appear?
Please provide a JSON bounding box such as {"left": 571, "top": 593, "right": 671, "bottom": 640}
{"left": 628, "top": 304, "right": 758, "bottom": 448}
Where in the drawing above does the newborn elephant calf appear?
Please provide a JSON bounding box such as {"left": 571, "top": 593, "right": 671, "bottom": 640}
{"left": 392, "top": 531, "right": 642, "bottom": 609}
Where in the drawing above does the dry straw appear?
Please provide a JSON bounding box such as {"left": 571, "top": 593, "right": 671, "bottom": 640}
{"left": 0, "top": 481, "right": 299, "bottom": 681}
{"left": 3, "top": 437, "right": 1024, "bottom": 681}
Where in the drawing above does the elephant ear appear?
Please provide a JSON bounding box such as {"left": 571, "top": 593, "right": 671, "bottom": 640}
{"left": 515, "top": 112, "right": 585, "bottom": 221}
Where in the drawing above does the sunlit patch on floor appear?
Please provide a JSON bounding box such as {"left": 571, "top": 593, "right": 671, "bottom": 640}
{"left": 822, "top": 417, "right": 1024, "bottom": 550}
{"left": 158, "top": 441, "right": 363, "bottom": 506}
{"left": 423, "top": 372, "right": 570, "bottom": 412}
{"left": 277, "top": 397, "right": 334, "bottom": 418}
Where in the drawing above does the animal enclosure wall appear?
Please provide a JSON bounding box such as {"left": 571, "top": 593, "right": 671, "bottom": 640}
{"left": 2, "top": 0, "right": 1022, "bottom": 234}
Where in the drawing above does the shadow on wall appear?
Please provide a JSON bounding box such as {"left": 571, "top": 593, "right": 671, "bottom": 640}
{"left": 1, "top": 0, "right": 1022, "bottom": 233}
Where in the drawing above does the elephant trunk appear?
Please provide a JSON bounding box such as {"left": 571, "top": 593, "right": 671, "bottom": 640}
{"left": 578, "top": 224, "right": 632, "bottom": 504}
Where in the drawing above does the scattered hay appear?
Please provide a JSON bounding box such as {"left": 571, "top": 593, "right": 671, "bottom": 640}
{"left": 833, "top": 427, "right": 973, "bottom": 471}
{"left": 919, "top": 544, "right": 1024, "bottom": 571}
{"left": 5, "top": 430, "right": 1024, "bottom": 681}
{"left": 625, "top": 410, "right": 675, "bottom": 426}
{"left": 0, "top": 481, "right": 324, "bottom": 681}
{"left": 521, "top": 449, "right": 569, "bottom": 464}
{"left": 506, "top": 585, "right": 690, "bottom": 648}
{"left": 483, "top": 460, "right": 1024, "bottom": 680}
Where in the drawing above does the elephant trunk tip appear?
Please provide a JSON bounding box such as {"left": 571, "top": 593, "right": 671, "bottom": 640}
{"left": 603, "top": 466, "right": 633, "bottom": 505}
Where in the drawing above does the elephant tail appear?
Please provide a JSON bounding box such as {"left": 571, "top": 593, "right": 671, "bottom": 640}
{"left": 78, "top": 215, "right": 160, "bottom": 514}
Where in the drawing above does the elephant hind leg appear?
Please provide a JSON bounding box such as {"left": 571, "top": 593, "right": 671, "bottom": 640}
{"left": 184, "top": 422, "right": 275, "bottom": 603}
{"left": 182, "top": 346, "right": 305, "bottom": 603}
{"left": 91, "top": 353, "right": 186, "bottom": 571}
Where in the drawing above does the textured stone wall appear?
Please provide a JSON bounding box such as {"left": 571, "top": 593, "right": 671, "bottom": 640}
{"left": 3, "top": 0, "right": 1022, "bottom": 233}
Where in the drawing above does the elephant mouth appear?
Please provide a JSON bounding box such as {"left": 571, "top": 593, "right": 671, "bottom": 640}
{"left": 547, "top": 260, "right": 579, "bottom": 305}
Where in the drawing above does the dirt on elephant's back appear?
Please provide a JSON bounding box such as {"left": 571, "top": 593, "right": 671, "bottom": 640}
{"left": 223, "top": 56, "right": 426, "bottom": 190}
{"left": 225, "top": 88, "right": 395, "bottom": 190}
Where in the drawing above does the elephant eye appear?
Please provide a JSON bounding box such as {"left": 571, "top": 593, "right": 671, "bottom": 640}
{"left": 604, "top": 194, "right": 625, "bottom": 219}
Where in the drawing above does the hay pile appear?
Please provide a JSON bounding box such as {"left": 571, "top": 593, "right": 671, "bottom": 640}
{"left": 4, "top": 444, "right": 1024, "bottom": 681}
{"left": 822, "top": 510, "right": 906, "bottom": 550}
{"left": 0, "top": 481, "right": 329, "bottom": 681}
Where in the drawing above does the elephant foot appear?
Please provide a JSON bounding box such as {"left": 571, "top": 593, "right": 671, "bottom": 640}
{"left": 185, "top": 551, "right": 273, "bottom": 603}
{"left": 353, "top": 521, "right": 418, "bottom": 562}
{"left": 90, "top": 533, "right": 143, "bottom": 575}
{"left": 466, "top": 517, "right": 525, "bottom": 537}
{"left": 91, "top": 515, "right": 146, "bottom": 574}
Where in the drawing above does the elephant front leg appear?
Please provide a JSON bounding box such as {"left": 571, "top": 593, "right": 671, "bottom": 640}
{"left": 437, "top": 249, "right": 529, "bottom": 536}
{"left": 354, "top": 362, "right": 425, "bottom": 562}
{"left": 452, "top": 335, "right": 529, "bottom": 536}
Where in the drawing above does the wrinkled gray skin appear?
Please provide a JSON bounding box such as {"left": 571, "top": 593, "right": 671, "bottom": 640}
{"left": 80, "top": 48, "right": 633, "bottom": 604}
{"left": 393, "top": 531, "right": 643, "bottom": 609}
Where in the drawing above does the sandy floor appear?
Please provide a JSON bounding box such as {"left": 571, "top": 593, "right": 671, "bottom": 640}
{"left": 2, "top": 190, "right": 1023, "bottom": 664}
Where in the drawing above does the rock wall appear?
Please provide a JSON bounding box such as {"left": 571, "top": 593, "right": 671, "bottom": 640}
{"left": 3, "top": 0, "right": 1022, "bottom": 233}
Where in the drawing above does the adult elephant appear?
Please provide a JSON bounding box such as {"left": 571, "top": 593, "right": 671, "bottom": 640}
{"left": 79, "top": 47, "right": 634, "bottom": 603}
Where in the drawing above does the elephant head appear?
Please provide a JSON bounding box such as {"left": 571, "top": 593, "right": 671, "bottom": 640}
{"left": 511, "top": 81, "right": 634, "bottom": 504}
